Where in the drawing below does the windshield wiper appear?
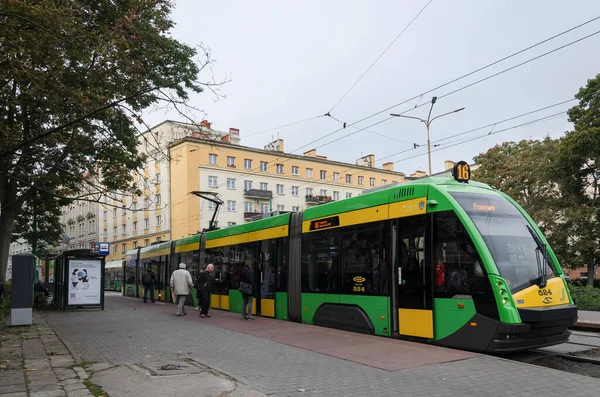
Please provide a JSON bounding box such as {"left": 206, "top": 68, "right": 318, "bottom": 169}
{"left": 526, "top": 224, "right": 548, "bottom": 288}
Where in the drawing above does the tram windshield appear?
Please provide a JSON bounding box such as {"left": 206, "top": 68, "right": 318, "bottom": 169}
{"left": 450, "top": 192, "right": 555, "bottom": 292}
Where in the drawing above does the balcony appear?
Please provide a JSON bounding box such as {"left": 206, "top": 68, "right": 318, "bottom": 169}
{"left": 244, "top": 211, "right": 261, "bottom": 220}
{"left": 305, "top": 195, "right": 333, "bottom": 205}
{"left": 244, "top": 189, "right": 273, "bottom": 199}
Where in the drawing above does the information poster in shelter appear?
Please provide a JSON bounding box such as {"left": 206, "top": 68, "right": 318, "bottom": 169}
{"left": 67, "top": 259, "right": 102, "bottom": 305}
{"left": 48, "top": 259, "right": 55, "bottom": 283}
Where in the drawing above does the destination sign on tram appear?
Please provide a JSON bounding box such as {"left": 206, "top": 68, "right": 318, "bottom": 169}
{"left": 309, "top": 216, "right": 340, "bottom": 231}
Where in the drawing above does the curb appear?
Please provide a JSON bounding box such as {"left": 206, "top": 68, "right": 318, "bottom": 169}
{"left": 36, "top": 309, "right": 84, "bottom": 364}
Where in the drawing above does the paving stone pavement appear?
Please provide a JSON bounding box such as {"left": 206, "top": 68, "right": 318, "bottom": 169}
{"left": 0, "top": 316, "right": 92, "bottom": 397}
{"left": 40, "top": 296, "right": 600, "bottom": 397}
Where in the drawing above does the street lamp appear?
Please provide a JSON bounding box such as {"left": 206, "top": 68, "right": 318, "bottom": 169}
{"left": 391, "top": 96, "right": 465, "bottom": 176}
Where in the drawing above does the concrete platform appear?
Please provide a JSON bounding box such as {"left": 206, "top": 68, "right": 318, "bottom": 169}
{"left": 38, "top": 293, "right": 600, "bottom": 397}
{"left": 575, "top": 310, "right": 600, "bottom": 330}
{"left": 115, "top": 294, "right": 478, "bottom": 371}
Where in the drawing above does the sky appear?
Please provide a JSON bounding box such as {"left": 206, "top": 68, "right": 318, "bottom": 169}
{"left": 141, "top": 0, "right": 600, "bottom": 175}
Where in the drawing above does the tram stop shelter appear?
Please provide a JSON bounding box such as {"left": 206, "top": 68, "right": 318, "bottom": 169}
{"left": 54, "top": 249, "right": 105, "bottom": 310}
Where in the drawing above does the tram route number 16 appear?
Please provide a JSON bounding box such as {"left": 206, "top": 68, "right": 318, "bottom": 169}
{"left": 538, "top": 289, "right": 552, "bottom": 296}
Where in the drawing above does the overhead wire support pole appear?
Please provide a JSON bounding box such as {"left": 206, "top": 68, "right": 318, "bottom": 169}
{"left": 391, "top": 96, "right": 464, "bottom": 176}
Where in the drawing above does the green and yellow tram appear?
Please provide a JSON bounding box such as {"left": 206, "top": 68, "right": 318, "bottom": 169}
{"left": 123, "top": 162, "right": 577, "bottom": 353}
{"left": 104, "top": 260, "right": 124, "bottom": 292}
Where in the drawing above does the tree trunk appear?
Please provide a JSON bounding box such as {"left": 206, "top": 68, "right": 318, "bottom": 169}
{"left": 0, "top": 208, "right": 17, "bottom": 284}
{"left": 588, "top": 263, "right": 595, "bottom": 287}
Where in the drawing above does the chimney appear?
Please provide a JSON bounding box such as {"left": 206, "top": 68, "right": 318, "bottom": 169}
{"left": 229, "top": 128, "right": 240, "bottom": 140}
{"left": 200, "top": 120, "right": 211, "bottom": 130}
{"left": 221, "top": 135, "right": 230, "bottom": 143}
{"left": 304, "top": 149, "right": 317, "bottom": 157}
{"left": 382, "top": 162, "right": 394, "bottom": 171}
{"left": 411, "top": 170, "right": 427, "bottom": 178}
{"left": 445, "top": 160, "right": 455, "bottom": 170}
{"left": 276, "top": 138, "right": 284, "bottom": 152}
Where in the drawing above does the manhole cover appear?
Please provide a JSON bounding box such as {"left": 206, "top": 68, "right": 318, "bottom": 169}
{"left": 139, "top": 360, "right": 204, "bottom": 376}
{"left": 159, "top": 364, "right": 186, "bottom": 371}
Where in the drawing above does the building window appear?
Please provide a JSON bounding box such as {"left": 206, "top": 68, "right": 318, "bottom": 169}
{"left": 103, "top": 229, "right": 107, "bottom": 238}
{"left": 244, "top": 159, "right": 252, "bottom": 169}
{"left": 113, "top": 227, "right": 117, "bottom": 236}
{"left": 346, "top": 174, "right": 352, "bottom": 183}
{"left": 228, "top": 222, "right": 237, "bottom": 227}
{"left": 156, "top": 237, "right": 161, "bottom": 242}
{"left": 133, "top": 221, "right": 137, "bottom": 232}
{"left": 292, "top": 186, "right": 299, "bottom": 196}
{"left": 346, "top": 193, "right": 353, "bottom": 198}
{"left": 306, "top": 168, "right": 313, "bottom": 178}
{"left": 122, "top": 243, "right": 126, "bottom": 254}
{"left": 133, "top": 241, "right": 138, "bottom": 249}
{"left": 209, "top": 201, "right": 216, "bottom": 211}
{"left": 306, "top": 187, "right": 313, "bottom": 196}
{"left": 122, "top": 224, "right": 126, "bottom": 234}
{"left": 114, "top": 245, "right": 118, "bottom": 254}
{"left": 382, "top": 179, "right": 387, "bottom": 185}
{"left": 320, "top": 170, "right": 326, "bottom": 180}
{"left": 144, "top": 218, "right": 149, "bottom": 229}
{"left": 261, "top": 204, "right": 269, "bottom": 213}
{"left": 333, "top": 172, "right": 339, "bottom": 181}
{"left": 156, "top": 215, "right": 162, "bottom": 226}
{"left": 277, "top": 205, "right": 285, "bottom": 211}
{"left": 370, "top": 177, "right": 375, "bottom": 186}
{"left": 292, "top": 166, "right": 299, "bottom": 176}
{"left": 277, "top": 184, "right": 284, "bottom": 195}
{"left": 260, "top": 161, "right": 268, "bottom": 171}
{"left": 133, "top": 201, "right": 137, "bottom": 210}
{"left": 227, "top": 178, "right": 236, "bottom": 189}
{"left": 292, "top": 206, "right": 300, "bottom": 211}
{"left": 156, "top": 173, "right": 161, "bottom": 184}
{"left": 227, "top": 156, "right": 235, "bottom": 167}
{"left": 245, "top": 202, "right": 253, "bottom": 212}
{"left": 333, "top": 191, "right": 340, "bottom": 201}
{"left": 208, "top": 176, "right": 217, "bottom": 187}
{"left": 260, "top": 182, "right": 268, "bottom": 191}
{"left": 276, "top": 164, "right": 284, "bottom": 174}
{"left": 227, "top": 200, "right": 236, "bottom": 211}
{"left": 358, "top": 176, "right": 364, "bottom": 185}
{"left": 145, "top": 239, "right": 149, "bottom": 247}
{"left": 320, "top": 189, "right": 327, "bottom": 196}
{"left": 103, "top": 210, "right": 107, "bottom": 220}
{"left": 156, "top": 194, "right": 161, "bottom": 205}
{"left": 145, "top": 197, "right": 150, "bottom": 208}
{"left": 209, "top": 154, "right": 218, "bottom": 165}
{"left": 244, "top": 180, "right": 252, "bottom": 191}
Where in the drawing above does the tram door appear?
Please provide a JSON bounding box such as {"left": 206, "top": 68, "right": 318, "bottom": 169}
{"left": 256, "top": 240, "right": 276, "bottom": 317}
{"left": 392, "top": 215, "right": 434, "bottom": 338}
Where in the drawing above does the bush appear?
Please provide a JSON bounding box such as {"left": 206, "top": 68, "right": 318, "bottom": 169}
{"left": 568, "top": 285, "right": 600, "bottom": 311}
{"left": 0, "top": 281, "right": 12, "bottom": 318}
{"left": 568, "top": 279, "right": 600, "bottom": 288}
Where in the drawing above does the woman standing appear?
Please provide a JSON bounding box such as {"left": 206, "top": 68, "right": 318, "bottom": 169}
{"left": 241, "top": 260, "right": 254, "bottom": 320}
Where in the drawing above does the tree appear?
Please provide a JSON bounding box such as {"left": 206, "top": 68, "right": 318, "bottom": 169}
{"left": 0, "top": 1, "right": 223, "bottom": 283}
{"left": 551, "top": 73, "right": 600, "bottom": 286}
{"left": 472, "top": 138, "right": 561, "bottom": 238}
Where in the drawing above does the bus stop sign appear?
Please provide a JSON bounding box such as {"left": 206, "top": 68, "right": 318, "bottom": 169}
{"left": 98, "top": 242, "right": 110, "bottom": 256}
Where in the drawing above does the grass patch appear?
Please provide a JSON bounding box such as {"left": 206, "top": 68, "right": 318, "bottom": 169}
{"left": 76, "top": 361, "right": 97, "bottom": 368}
{"left": 84, "top": 379, "right": 110, "bottom": 397}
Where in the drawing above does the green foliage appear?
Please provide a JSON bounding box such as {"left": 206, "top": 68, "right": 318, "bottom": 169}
{"left": 0, "top": 0, "right": 215, "bottom": 283}
{"left": 33, "top": 292, "right": 50, "bottom": 310}
{"left": 567, "top": 284, "right": 600, "bottom": 311}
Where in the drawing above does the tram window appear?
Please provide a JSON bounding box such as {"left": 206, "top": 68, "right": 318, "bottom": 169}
{"left": 259, "top": 240, "right": 275, "bottom": 299}
{"left": 179, "top": 251, "right": 200, "bottom": 281}
{"left": 276, "top": 238, "right": 289, "bottom": 292}
{"left": 301, "top": 230, "right": 340, "bottom": 294}
{"left": 205, "top": 247, "right": 230, "bottom": 294}
{"left": 433, "top": 212, "right": 486, "bottom": 296}
{"left": 340, "top": 222, "right": 388, "bottom": 296}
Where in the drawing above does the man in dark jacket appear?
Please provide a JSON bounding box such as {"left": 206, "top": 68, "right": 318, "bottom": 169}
{"left": 142, "top": 267, "right": 156, "bottom": 303}
{"left": 196, "top": 263, "right": 214, "bottom": 318}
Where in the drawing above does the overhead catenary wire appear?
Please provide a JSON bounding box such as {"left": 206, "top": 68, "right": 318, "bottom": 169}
{"left": 243, "top": 115, "right": 326, "bottom": 138}
{"left": 327, "top": 0, "right": 435, "bottom": 114}
{"left": 207, "top": 17, "right": 600, "bottom": 193}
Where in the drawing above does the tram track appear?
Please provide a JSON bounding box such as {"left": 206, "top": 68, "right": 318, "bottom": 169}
{"left": 503, "top": 330, "right": 600, "bottom": 378}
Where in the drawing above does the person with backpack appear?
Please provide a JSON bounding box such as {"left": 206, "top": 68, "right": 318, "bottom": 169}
{"left": 142, "top": 267, "right": 156, "bottom": 303}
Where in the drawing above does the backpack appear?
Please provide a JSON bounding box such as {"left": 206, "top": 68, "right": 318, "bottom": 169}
{"left": 142, "top": 273, "right": 152, "bottom": 286}
{"left": 446, "top": 267, "right": 469, "bottom": 294}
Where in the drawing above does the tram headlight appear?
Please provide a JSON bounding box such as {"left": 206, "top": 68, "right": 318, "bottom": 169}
{"left": 500, "top": 289, "right": 505, "bottom": 295}
{"left": 502, "top": 298, "right": 508, "bottom": 304}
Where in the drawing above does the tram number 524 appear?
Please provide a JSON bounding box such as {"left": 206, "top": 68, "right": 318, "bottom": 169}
{"left": 538, "top": 289, "right": 552, "bottom": 296}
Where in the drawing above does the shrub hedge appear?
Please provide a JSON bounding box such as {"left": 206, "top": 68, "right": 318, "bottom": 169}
{"left": 567, "top": 283, "right": 600, "bottom": 311}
